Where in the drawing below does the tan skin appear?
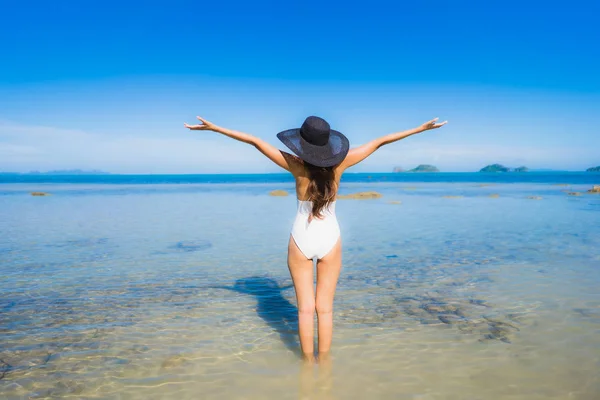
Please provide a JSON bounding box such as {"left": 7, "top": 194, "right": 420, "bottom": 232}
{"left": 184, "top": 116, "right": 447, "bottom": 362}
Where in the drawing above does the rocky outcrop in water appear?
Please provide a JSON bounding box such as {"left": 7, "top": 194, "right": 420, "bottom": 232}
{"left": 30, "top": 192, "right": 50, "bottom": 196}
{"left": 588, "top": 185, "right": 600, "bottom": 193}
{"left": 392, "top": 166, "right": 405, "bottom": 172}
{"left": 337, "top": 191, "right": 383, "bottom": 199}
{"left": 269, "top": 190, "right": 289, "bottom": 196}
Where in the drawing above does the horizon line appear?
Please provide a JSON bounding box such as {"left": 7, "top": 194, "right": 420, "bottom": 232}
{"left": 1, "top": 170, "right": 598, "bottom": 175}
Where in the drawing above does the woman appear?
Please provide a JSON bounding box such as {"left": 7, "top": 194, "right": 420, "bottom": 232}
{"left": 184, "top": 115, "right": 447, "bottom": 362}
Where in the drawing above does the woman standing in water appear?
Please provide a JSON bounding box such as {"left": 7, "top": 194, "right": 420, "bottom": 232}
{"left": 184, "top": 115, "right": 447, "bottom": 362}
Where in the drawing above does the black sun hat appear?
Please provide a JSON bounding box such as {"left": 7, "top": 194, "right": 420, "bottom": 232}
{"left": 276, "top": 116, "right": 350, "bottom": 168}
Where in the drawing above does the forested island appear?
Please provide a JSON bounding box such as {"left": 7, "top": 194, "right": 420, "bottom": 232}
{"left": 480, "top": 164, "right": 529, "bottom": 173}
{"left": 393, "top": 164, "right": 440, "bottom": 173}
{"left": 587, "top": 166, "right": 600, "bottom": 172}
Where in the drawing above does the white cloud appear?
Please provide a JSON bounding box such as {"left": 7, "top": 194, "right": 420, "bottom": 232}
{"left": 0, "top": 120, "right": 270, "bottom": 173}
{"left": 0, "top": 119, "right": 596, "bottom": 173}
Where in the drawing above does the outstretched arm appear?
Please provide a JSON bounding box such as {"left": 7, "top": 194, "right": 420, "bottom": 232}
{"left": 338, "top": 118, "right": 447, "bottom": 171}
{"left": 184, "top": 117, "right": 300, "bottom": 172}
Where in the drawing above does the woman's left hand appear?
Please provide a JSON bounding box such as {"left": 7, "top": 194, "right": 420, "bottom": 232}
{"left": 184, "top": 116, "right": 217, "bottom": 131}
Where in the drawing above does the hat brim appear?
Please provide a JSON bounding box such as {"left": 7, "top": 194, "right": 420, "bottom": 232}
{"left": 276, "top": 128, "right": 349, "bottom": 168}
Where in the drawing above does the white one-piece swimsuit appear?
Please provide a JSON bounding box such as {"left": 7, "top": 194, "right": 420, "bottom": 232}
{"left": 291, "top": 200, "right": 341, "bottom": 260}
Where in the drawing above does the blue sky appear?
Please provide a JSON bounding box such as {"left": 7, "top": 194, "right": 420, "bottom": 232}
{"left": 0, "top": 0, "right": 598, "bottom": 173}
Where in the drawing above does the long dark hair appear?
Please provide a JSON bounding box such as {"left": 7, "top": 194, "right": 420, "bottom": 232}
{"left": 304, "top": 162, "right": 337, "bottom": 219}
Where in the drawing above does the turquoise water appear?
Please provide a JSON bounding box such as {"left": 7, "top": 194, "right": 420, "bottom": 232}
{"left": 1, "top": 173, "right": 599, "bottom": 399}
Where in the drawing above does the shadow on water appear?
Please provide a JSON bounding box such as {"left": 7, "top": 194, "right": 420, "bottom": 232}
{"left": 211, "top": 276, "right": 301, "bottom": 357}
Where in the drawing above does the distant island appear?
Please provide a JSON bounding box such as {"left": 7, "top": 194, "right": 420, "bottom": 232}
{"left": 587, "top": 166, "right": 600, "bottom": 172}
{"left": 479, "top": 164, "right": 529, "bottom": 173}
{"left": 408, "top": 164, "right": 440, "bottom": 173}
{"left": 480, "top": 164, "right": 510, "bottom": 172}
{"left": 0, "top": 169, "right": 110, "bottom": 175}
{"left": 392, "top": 165, "right": 439, "bottom": 173}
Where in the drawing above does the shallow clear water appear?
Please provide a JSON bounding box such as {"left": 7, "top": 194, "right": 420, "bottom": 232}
{"left": 1, "top": 177, "right": 599, "bottom": 399}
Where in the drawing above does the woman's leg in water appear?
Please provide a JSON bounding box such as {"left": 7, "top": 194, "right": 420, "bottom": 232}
{"left": 287, "top": 237, "right": 316, "bottom": 362}
{"left": 315, "top": 239, "right": 342, "bottom": 357}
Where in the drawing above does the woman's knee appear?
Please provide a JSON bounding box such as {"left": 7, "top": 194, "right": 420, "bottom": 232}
{"left": 315, "top": 299, "right": 333, "bottom": 316}
{"left": 298, "top": 300, "right": 316, "bottom": 316}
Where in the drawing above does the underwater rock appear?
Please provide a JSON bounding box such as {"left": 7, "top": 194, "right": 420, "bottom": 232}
{"left": 47, "top": 238, "right": 109, "bottom": 248}
{"left": 488, "top": 193, "right": 500, "bottom": 198}
{"left": 469, "top": 298, "right": 491, "bottom": 308}
{"left": 169, "top": 240, "right": 212, "bottom": 252}
{"left": 52, "top": 379, "right": 85, "bottom": 395}
{"left": 483, "top": 316, "right": 520, "bottom": 331}
{"left": 396, "top": 292, "right": 523, "bottom": 343}
{"left": 161, "top": 354, "right": 187, "bottom": 369}
{"left": 269, "top": 190, "right": 289, "bottom": 196}
{"left": 337, "top": 191, "right": 383, "bottom": 200}
{"left": 388, "top": 200, "right": 402, "bottom": 204}
{"left": 442, "top": 195, "right": 463, "bottom": 199}
{"left": 573, "top": 308, "right": 600, "bottom": 321}
{"left": 438, "top": 315, "right": 465, "bottom": 324}
{"left": 0, "top": 358, "right": 11, "bottom": 380}
{"left": 30, "top": 192, "right": 50, "bottom": 196}
{"left": 422, "top": 302, "right": 461, "bottom": 316}
{"left": 527, "top": 196, "right": 543, "bottom": 200}
{"left": 587, "top": 185, "right": 600, "bottom": 193}
{"left": 567, "top": 192, "right": 582, "bottom": 196}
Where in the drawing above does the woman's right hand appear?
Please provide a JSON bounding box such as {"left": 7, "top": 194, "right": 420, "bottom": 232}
{"left": 184, "top": 116, "right": 217, "bottom": 131}
{"left": 419, "top": 117, "right": 447, "bottom": 132}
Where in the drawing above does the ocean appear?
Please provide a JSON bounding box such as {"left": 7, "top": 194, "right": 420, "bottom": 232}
{"left": 1, "top": 172, "right": 599, "bottom": 399}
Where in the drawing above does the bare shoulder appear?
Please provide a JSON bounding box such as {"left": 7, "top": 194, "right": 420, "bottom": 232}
{"left": 281, "top": 151, "right": 305, "bottom": 177}
{"left": 335, "top": 154, "right": 351, "bottom": 176}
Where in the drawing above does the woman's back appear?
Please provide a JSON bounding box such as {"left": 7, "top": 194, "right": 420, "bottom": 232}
{"left": 292, "top": 163, "right": 342, "bottom": 202}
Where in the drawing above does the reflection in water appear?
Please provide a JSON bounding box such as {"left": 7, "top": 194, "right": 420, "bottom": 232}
{"left": 211, "top": 276, "right": 300, "bottom": 356}
{"left": 299, "top": 356, "right": 334, "bottom": 400}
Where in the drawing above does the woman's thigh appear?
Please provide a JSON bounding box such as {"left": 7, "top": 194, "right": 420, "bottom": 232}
{"left": 315, "top": 238, "right": 342, "bottom": 309}
{"left": 287, "top": 236, "right": 315, "bottom": 308}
